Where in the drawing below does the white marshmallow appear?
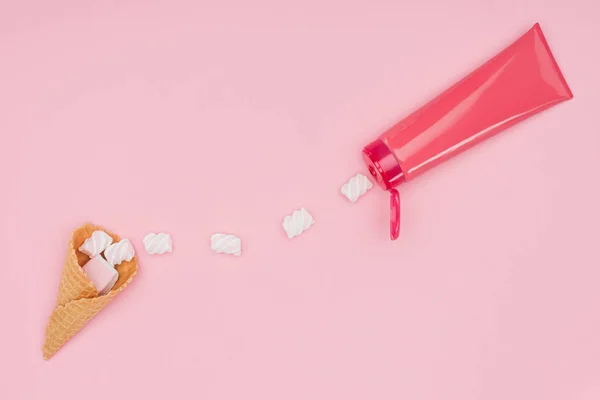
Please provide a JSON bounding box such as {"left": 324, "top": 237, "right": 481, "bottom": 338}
{"left": 143, "top": 233, "right": 173, "bottom": 255}
{"left": 341, "top": 173, "right": 373, "bottom": 203}
{"left": 104, "top": 239, "right": 135, "bottom": 266}
{"left": 283, "top": 208, "right": 314, "bottom": 239}
{"left": 210, "top": 233, "right": 242, "bottom": 256}
{"left": 78, "top": 230, "right": 114, "bottom": 258}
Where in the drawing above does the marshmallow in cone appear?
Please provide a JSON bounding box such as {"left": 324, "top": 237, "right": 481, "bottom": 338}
{"left": 211, "top": 233, "right": 242, "bottom": 256}
{"left": 82, "top": 255, "right": 119, "bottom": 296}
{"left": 341, "top": 173, "right": 373, "bottom": 203}
{"left": 143, "top": 232, "right": 172, "bottom": 255}
{"left": 42, "top": 224, "right": 138, "bottom": 360}
{"left": 104, "top": 239, "right": 135, "bottom": 266}
{"left": 78, "top": 230, "right": 113, "bottom": 258}
{"left": 283, "top": 208, "right": 314, "bottom": 239}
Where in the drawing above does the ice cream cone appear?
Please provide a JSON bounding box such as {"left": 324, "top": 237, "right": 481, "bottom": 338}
{"left": 42, "top": 223, "right": 138, "bottom": 360}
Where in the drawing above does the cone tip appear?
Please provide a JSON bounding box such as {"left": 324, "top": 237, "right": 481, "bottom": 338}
{"left": 42, "top": 345, "right": 53, "bottom": 360}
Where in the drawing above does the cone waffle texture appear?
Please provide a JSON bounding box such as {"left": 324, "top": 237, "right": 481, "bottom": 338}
{"left": 42, "top": 223, "right": 138, "bottom": 360}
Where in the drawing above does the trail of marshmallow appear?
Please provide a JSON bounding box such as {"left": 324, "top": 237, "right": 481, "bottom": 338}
{"left": 211, "top": 233, "right": 242, "bottom": 256}
{"left": 143, "top": 233, "right": 172, "bottom": 255}
{"left": 341, "top": 173, "right": 373, "bottom": 203}
{"left": 104, "top": 239, "right": 135, "bottom": 266}
{"left": 283, "top": 208, "right": 314, "bottom": 239}
{"left": 78, "top": 230, "right": 114, "bottom": 258}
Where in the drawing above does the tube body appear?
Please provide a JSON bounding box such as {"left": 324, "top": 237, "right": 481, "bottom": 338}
{"left": 363, "top": 23, "right": 573, "bottom": 190}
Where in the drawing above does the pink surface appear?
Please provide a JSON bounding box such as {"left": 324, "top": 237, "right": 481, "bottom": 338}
{"left": 1, "top": 1, "right": 599, "bottom": 399}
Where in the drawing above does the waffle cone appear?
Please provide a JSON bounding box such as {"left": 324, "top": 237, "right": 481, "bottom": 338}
{"left": 42, "top": 223, "right": 138, "bottom": 360}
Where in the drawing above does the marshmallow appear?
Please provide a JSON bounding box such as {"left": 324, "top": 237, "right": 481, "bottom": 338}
{"left": 78, "top": 230, "right": 114, "bottom": 258}
{"left": 341, "top": 173, "right": 373, "bottom": 203}
{"left": 82, "top": 255, "right": 119, "bottom": 296}
{"left": 143, "top": 233, "right": 172, "bottom": 255}
{"left": 104, "top": 239, "right": 135, "bottom": 266}
{"left": 283, "top": 208, "right": 314, "bottom": 239}
{"left": 210, "top": 233, "right": 242, "bottom": 256}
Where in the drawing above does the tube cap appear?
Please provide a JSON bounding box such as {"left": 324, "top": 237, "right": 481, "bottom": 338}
{"left": 363, "top": 139, "right": 404, "bottom": 240}
{"left": 362, "top": 139, "right": 404, "bottom": 190}
{"left": 390, "top": 189, "right": 400, "bottom": 240}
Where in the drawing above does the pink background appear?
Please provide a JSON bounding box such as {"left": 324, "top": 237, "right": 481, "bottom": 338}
{"left": 1, "top": 1, "right": 599, "bottom": 399}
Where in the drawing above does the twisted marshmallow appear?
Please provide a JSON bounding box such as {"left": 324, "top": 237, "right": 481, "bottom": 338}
{"left": 341, "top": 173, "right": 373, "bottom": 203}
{"left": 143, "top": 232, "right": 172, "bottom": 255}
{"left": 282, "top": 208, "right": 314, "bottom": 239}
{"left": 210, "top": 233, "right": 242, "bottom": 256}
{"left": 104, "top": 239, "right": 135, "bottom": 266}
{"left": 78, "top": 230, "right": 114, "bottom": 258}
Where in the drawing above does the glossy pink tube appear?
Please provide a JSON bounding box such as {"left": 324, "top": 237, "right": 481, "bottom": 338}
{"left": 363, "top": 23, "right": 573, "bottom": 240}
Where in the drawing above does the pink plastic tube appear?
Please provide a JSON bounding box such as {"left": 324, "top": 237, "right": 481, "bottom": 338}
{"left": 362, "top": 23, "right": 573, "bottom": 240}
